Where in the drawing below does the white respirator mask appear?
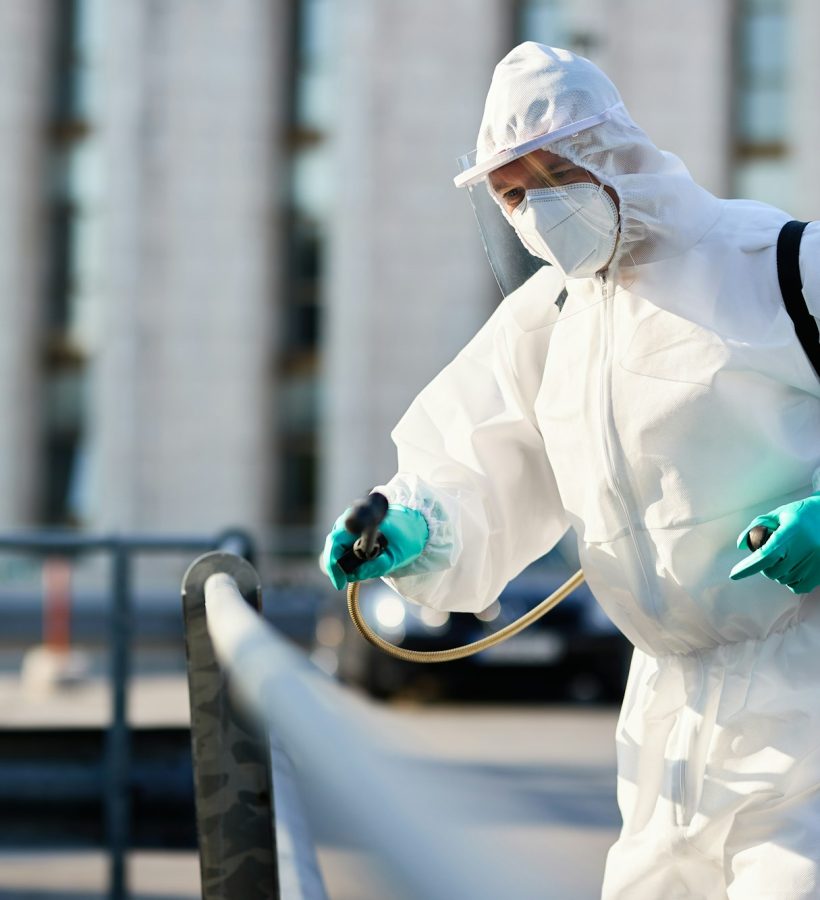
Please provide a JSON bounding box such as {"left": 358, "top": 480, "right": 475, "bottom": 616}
{"left": 510, "top": 182, "right": 620, "bottom": 278}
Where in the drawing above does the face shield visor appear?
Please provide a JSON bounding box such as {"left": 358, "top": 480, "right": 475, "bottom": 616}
{"left": 455, "top": 103, "right": 623, "bottom": 298}
{"left": 456, "top": 149, "right": 545, "bottom": 297}
{"left": 456, "top": 143, "right": 620, "bottom": 298}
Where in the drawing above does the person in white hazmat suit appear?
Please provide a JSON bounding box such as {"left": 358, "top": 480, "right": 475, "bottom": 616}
{"left": 321, "top": 43, "right": 820, "bottom": 898}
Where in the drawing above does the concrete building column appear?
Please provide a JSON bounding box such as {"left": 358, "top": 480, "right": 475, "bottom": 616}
{"left": 87, "top": 0, "right": 289, "bottom": 536}
{"left": 320, "top": 0, "right": 513, "bottom": 529}
{"left": 600, "top": 0, "right": 734, "bottom": 198}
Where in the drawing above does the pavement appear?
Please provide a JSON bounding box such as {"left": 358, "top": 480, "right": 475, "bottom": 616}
{"left": 0, "top": 651, "right": 620, "bottom": 899}
{"left": 0, "top": 651, "right": 199, "bottom": 899}
{"left": 0, "top": 851, "right": 199, "bottom": 900}
{"left": 361, "top": 702, "right": 620, "bottom": 898}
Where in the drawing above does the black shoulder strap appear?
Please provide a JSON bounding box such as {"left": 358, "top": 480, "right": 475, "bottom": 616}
{"left": 776, "top": 219, "right": 820, "bottom": 381}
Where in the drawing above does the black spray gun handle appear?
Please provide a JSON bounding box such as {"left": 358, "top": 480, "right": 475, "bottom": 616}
{"left": 746, "top": 525, "right": 772, "bottom": 552}
{"left": 338, "top": 492, "right": 389, "bottom": 574}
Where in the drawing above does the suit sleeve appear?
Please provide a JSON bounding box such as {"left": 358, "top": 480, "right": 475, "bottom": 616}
{"left": 375, "top": 269, "right": 569, "bottom": 613}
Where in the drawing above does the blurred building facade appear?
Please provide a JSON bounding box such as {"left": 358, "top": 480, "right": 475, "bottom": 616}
{"left": 0, "top": 0, "right": 814, "bottom": 553}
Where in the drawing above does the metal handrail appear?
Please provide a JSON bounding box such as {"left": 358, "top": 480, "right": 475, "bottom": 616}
{"left": 181, "top": 551, "right": 283, "bottom": 900}
{"left": 186, "top": 552, "right": 546, "bottom": 900}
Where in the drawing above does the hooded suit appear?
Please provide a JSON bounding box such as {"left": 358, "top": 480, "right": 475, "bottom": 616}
{"left": 377, "top": 44, "right": 820, "bottom": 898}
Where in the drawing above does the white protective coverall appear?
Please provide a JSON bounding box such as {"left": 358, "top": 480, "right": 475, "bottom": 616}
{"left": 375, "top": 44, "right": 820, "bottom": 899}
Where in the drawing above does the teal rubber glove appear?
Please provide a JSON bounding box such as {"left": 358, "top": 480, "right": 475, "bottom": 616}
{"left": 730, "top": 493, "right": 820, "bottom": 594}
{"left": 320, "top": 503, "right": 429, "bottom": 591}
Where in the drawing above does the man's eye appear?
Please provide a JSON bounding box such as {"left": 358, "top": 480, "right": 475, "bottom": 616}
{"left": 504, "top": 188, "right": 523, "bottom": 203}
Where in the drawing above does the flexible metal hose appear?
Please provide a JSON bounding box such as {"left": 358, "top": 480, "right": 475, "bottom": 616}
{"left": 347, "top": 568, "right": 585, "bottom": 663}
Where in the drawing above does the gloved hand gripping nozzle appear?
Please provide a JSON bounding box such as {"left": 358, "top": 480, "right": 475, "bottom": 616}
{"left": 337, "top": 492, "right": 389, "bottom": 574}
{"left": 323, "top": 491, "right": 586, "bottom": 665}
{"left": 732, "top": 492, "right": 820, "bottom": 593}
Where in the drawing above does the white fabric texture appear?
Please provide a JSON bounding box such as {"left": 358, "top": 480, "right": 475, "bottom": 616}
{"left": 453, "top": 45, "right": 624, "bottom": 188}
{"left": 379, "top": 264, "right": 569, "bottom": 613}
{"left": 380, "top": 43, "right": 820, "bottom": 900}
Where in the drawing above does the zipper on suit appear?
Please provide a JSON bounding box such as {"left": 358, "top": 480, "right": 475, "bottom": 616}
{"left": 597, "top": 273, "right": 695, "bottom": 828}
{"left": 596, "top": 272, "right": 658, "bottom": 619}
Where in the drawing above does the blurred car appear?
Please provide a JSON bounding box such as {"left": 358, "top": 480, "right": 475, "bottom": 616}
{"left": 311, "top": 553, "right": 632, "bottom": 703}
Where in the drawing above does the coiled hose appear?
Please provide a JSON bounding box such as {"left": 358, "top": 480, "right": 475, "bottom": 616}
{"left": 346, "top": 568, "right": 585, "bottom": 663}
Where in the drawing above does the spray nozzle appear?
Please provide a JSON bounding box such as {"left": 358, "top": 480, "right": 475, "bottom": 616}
{"left": 338, "top": 492, "right": 389, "bottom": 574}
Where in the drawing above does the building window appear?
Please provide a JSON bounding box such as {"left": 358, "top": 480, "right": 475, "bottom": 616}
{"left": 516, "top": 2, "right": 605, "bottom": 73}
{"left": 278, "top": 0, "right": 334, "bottom": 534}
{"left": 733, "top": 0, "right": 792, "bottom": 207}
{"left": 44, "top": 0, "right": 102, "bottom": 525}
{"left": 517, "top": 0, "right": 567, "bottom": 46}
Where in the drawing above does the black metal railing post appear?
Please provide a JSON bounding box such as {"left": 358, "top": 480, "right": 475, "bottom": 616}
{"left": 105, "top": 540, "right": 132, "bottom": 900}
{"left": 182, "top": 551, "right": 279, "bottom": 900}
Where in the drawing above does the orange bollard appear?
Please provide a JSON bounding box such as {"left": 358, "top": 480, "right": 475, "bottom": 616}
{"left": 22, "top": 555, "right": 88, "bottom": 692}
{"left": 42, "top": 556, "right": 73, "bottom": 653}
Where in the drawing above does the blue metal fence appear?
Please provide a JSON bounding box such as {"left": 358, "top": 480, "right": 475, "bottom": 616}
{"left": 0, "top": 529, "right": 253, "bottom": 900}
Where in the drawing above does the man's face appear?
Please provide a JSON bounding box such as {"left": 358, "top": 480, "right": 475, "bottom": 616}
{"left": 488, "top": 149, "right": 618, "bottom": 216}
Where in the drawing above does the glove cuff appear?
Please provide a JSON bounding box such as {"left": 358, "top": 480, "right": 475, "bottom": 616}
{"left": 371, "top": 474, "right": 461, "bottom": 575}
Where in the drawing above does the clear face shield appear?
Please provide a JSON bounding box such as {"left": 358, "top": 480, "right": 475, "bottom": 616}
{"left": 456, "top": 149, "right": 546, "bottom": 298}
{"left": 456, "top": 146, "right": 621, "bottom": 300}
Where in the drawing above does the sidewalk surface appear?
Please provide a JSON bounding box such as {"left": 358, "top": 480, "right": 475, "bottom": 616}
{"left": 0, "top": 661, "right": 619, "bottom": 899}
